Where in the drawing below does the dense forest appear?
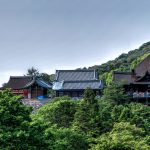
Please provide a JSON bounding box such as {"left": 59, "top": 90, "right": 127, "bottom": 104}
{"left": 0, "top": 42, "right": 150, "bottom": 149}
{"left": 0, "top": 85, "right": 149, "bottom": 150}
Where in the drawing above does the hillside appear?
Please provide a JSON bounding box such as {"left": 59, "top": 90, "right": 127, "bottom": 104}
{"left": 88, "top": 41, "right": 150, "bottom": 84}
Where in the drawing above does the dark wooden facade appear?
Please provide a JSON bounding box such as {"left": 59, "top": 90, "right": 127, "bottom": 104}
{"left": 25, "top": 84, "right": 48, "bottom": 99}
{"left": 56, "top": 89, "right": 101, "bottom": 98}
{"left": 114, "top": 54, "right": 150, "bottom": 105}
{"left": 3, "top": 76, "right": 52, "bottom": 99}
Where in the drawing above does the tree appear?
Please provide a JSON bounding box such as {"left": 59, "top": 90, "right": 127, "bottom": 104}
{"left": 111, "top": 103, "right": 150, "bottom": 134}
{"left": 130, "top": 53, "right": 150, "bottom": 70}
{"left": 73, "top": 88, "right": 100, "bottom": 137}
{"left": 26, "top": 67, "right": 39, "bottom": 76}
{"left": 97, "top": 99, "right": 114, "bottom": 134}
{"left": 39, "top": 73, "right": 52, "bottom": 82}
{"left": 32, "top": 99, "right": 77, "bottom": 128}
{"left": 44, "top": 127, "right": 89, "bottom": 150}
{"left": 0, "top": 89, "right": 52, "bottom": 149}
{"left": 91, "top": 122, "right": 150, "bottom": 150}
{"left": 0, "top": 89, "right": 32, "bottom": 149}
{"left": 2, "top": 82, "right": 7, "bottom": 88}
{"left": 84, "top": 87, "right": 96, "bottom": 104}
{"left": 102, "top": 82, "right": 130, "bottom": 105}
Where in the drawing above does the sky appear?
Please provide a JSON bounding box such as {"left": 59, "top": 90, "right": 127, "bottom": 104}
{"left": 1, "top": 0, "right": 150, "bottom": 86}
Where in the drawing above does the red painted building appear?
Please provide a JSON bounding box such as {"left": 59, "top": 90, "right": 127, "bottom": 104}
{"left": 2, "top": 76, "right": 52, "bottom": 99}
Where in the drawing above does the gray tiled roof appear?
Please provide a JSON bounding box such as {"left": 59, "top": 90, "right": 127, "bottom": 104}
{"left": 56, "top": 70, "right": 98, "bottom": 81}
{"left": 63, "top": 80, "right": 103, "bottom": 90}
{"left": 53, "top": 80, "right": 103, "bottom": 90}
{"left": 53, "top": 70, "right": 103, "bottom": 91}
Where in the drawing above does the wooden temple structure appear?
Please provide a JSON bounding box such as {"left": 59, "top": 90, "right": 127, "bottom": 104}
{"left": 53, "top": 69, "right": 103, "bottom": 98}
{"left": 113, "top": 54, "right": 150, "bottom": 105}
{"left": 2, "top": 76, "right": 52, "bottom": 99}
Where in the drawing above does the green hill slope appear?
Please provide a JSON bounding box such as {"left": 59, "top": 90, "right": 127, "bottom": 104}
{"left": 89, "top": 41, "right": 150, "bottom": 85}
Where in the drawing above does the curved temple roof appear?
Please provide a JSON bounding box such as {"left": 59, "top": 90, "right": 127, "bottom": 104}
{"left": 53, "top": 69, "right": 103, "bottom": 91}
{"left": 3, "top": 76, "right": 52, "bottom": 90}
{"left": 53, "top": 80, "right": 103, "bottom": 90}
{"left": 23, "top": 78, "right": 52, "bottom": 89}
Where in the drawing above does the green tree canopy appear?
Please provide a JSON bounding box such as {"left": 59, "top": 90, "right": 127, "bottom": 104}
{"left": 91, "top": 122, "right": 150, "bottom": 150}
{"left": 26, "top": 66, "right": 39, "bottom": 76}
{"left": 102, "top": 82, "right": 130, "bottom": 105}
{"left": 73, "top": 88, "right": 100, "bottom": 137}
{"left": 0, "top": 90, "right": 33, "bottom": 149}
{"left": 44, "top": 127, "right": 89, "bottom": 150}
{"left": 32, "top": 99, "right": 77, "bottom": 128}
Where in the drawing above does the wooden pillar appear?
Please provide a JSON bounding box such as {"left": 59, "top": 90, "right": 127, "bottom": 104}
{"left": 30, "top": 87, "right": 32, "bottom": 99}
{"left": 56, "top": 91, "right": 59, "bottom": 97}
{"left": 36, "top": 86, "right": 38, "bottom": 98}
{"left": 146, "top": 97, "right": 148, "bottom": 105}
{"left": 77, "top": 91, "right": 79, "bottom": 97}
{"left": 70, "top": 91, "right": 72, "bottom": 97}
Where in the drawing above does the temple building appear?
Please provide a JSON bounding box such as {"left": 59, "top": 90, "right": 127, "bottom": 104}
{"left": 53, "top": 69, "right": 103, "bottom": 98}
{"left": 113, "top": 54, "right": 150, "bottom": 105}
{"left": 2, "top": 76, "right": 52, "bottom": 99}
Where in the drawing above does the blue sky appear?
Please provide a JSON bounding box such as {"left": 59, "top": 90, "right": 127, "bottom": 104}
{"left": 1, "top": 0, "right": 150, "bottom": 85}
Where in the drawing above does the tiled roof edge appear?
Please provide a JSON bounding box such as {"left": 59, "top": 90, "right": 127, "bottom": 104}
{"left": 56, "top": 69, "right": 96, "bottom": 72}
{"left": 10, "top": 76, "right": 32, "bottom": 79}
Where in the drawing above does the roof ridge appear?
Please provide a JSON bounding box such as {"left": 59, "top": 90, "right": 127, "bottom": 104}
{"left": 56, "top": 69, "right": 95, "bottom": 72}
{"left": 135, "top": 54, "right": 150, "bottom": 69}
{"left": 10, "top": 76, "right": 32, "bottom": 78}
{"left": 135, "top": 71, "right": 150, "bottom": 82}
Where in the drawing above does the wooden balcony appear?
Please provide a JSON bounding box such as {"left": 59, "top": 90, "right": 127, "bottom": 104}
{"left": 130, "top": 92, "right": 150, "bottom": 105}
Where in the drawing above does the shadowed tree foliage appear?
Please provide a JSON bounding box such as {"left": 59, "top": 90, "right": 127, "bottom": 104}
{"left": 102, "top": 82, "right": 130, "bottom": 105}
{"left": 44, "top": 127, "right": 89, "bottom": 150}
{"left": 88, "top": 42, "right": 150, "bottom": 84}
{"left": 27, "top": 67, "right": 39, "bottom": 77}
{"left": 91, "top": 122, "right": 150, "bottom": 150}
{"left": 111, "top": 103, "right": 150, "bottom": 134}
{"left": 32, "top": 99, "right": 77, "bottom": 128}
{"left": 73, "top": 88, "right": 101, "bottom": 137}
{"left": 0, "top": 90, "right": 32, "bottom": 149}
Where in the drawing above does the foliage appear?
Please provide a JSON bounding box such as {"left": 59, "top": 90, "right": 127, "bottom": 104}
{"left": 130, "top": 53, "right": 150, "bottom": 70}
{"left": 1, "top": 41, "right": 150, "bottom": 149}
{"left": 39, "top": 73, "right": 52, "bottom": 82}
{"left": 91, "top": 122, "right": 150, "bottom": 150}
{"left": 0, "top": 89, "right": 33, "bottom": 149}
{"left": 97, "top": 99, "right": 114, "bottom": 134}
{"left": 88, "top": 42, "right": 150, "bottom": 84}
{"left": 84, "top": 87, "right": 96, "bottom": 104}
{"left": 26, "top": 66, "right": 39, "bottom": 76}
{"left": 111, "top": 103, "right": 150, "bottom": 134}
{"left": 0, "top": 89, "right": 32, "bottom": 130}
{"left": 32, "top": 99, "right": 77, "bottom": 128}
{"left": 26, "top": 67, "right": 54, "bottom": 82}
{"left": 0, "top": 79, "right": 150, "bottom": 149}
{"left": 73, "top": 88, "right": 101, "bottom": 137}
{"left": 44, "top": 127, "right": 89, "bottom": 150}
{"left": 39, "top": 73, "right": 55, "bottom": 82}
{"left": 102, "top": 82, "right": 130, "bottom": 105}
